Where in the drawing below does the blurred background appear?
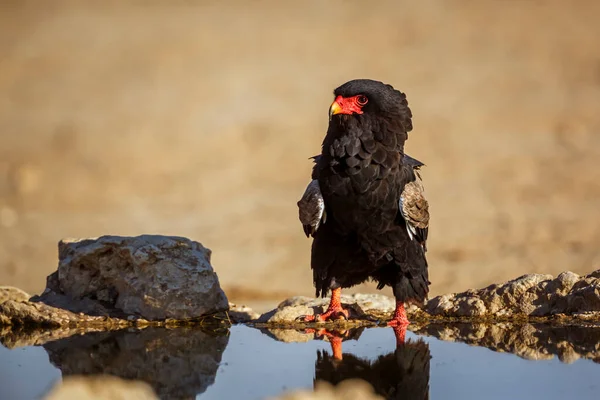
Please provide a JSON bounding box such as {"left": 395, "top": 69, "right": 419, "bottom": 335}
{"left": 1, "top": 0, "right": 599, "bottom": 310}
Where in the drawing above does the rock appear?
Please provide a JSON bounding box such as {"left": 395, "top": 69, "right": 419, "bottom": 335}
{"left": 0, "top": 286, "right": 29, "bottom": 303}
{"left": 547, "top": 271, "right": 581, "bottom": 296}
{"left": 258, "top": 294, "right": 404, "bottom": 324}
{"left": 228, "top": 302, "right": 260, "bottom": 323}
{"left": 270, "top": 379, "right": 383, "bottom": 400}
{"left": 37, "top": 235, "right": 228, "bottom": 320}
{"left": 0, "top": 286, "right": 125, "bottom": 328}
{"left": 258, "top": 305, "right": 318, "bottom": 323}
{"left": 44, "top": 326, "right": 229, "bottom": 399}
{"left": 277, "top": 294, "right": 396, "bottom": 313}
{"left": 426, "top": 270, "right": 600, "bottom": 318}
{"left": 45, "top": 375, "right": 158, "bottom": 400}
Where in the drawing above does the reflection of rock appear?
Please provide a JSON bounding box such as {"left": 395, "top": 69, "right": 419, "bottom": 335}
{"left": 45, "top": 375, "right": 158, "bottom": 400}
{"left": 258, "top": 326, "right": 366, "bottom": 344}
{"left": 314, "top": 338, "right": 430, "bottom": 400}
{"left": 43, "top": 327, "right": 229, "bottom": 400}
{"left": 0, "top": 325, "right": 116, "bottom": 349}
{"left": 270, "top": 379, "right": 383, "bottom": 400}
{"left": 260, "top": 328, "right": 316, "bottom": 343}
{"left": 258, "top": 294, "right": 418, "bottom": 324}
{"left": 413, "top": 323, "right": 600, "bottom": 363}
{"left": 35, "top": 235, "right": 228, "bottom": 320}
{"left": 426, "top": 270, "right": 600, "bottom": 318}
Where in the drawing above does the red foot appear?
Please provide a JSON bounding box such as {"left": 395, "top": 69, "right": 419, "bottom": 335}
{"left": 297, "top": 288, "right": 350, "bottom": 322}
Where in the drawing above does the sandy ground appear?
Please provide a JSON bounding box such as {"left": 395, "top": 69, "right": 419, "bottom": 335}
{"left": 1, "top": 1, "right": 599, "bottom": 306}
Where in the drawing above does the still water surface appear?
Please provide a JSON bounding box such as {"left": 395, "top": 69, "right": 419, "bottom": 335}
{"left": 1, "top": 324, "right": 598, "bottom": 399}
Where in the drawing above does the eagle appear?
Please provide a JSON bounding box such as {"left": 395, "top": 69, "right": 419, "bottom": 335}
{"left": 296, "top": 79, "right": 430, "bottom": 333}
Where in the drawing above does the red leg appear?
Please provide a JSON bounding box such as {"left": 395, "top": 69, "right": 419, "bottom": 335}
{"left": 388, "top": 301, "right": 410, "bottom": 344}
{"left": 388, "top": 301, "right": 410, "bottom": 326}
{"left": 305, "top": 328, "right": 345, "bottom": 360}
{"left": 297, "top": 288, "right": 349, "bottom": 322}
{"left": 391, "top": 324, "right": 408, "bottom": 346}
{"left": 329, "top": 335, "right": 343, "bottom": 360}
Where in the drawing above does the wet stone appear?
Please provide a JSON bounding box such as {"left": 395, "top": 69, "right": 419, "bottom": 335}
{"left": 36, "top": 235, "right": 229, "bottom": 320}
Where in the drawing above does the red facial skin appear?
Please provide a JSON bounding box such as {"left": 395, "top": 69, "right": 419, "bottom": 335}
{"left": 331, "top": 95, "right": 368, "bottom": 115}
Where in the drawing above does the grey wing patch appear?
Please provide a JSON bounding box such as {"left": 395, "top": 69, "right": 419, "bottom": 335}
{"left": 399, "top": 170, "right": 430, "bottom": 251}
{"left": 297, "top": 179, "right": 327, "bottom": 238}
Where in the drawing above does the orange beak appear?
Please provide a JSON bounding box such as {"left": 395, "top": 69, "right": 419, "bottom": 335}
{"left": 329, "top": 99, "right": 343, "bottom": 119}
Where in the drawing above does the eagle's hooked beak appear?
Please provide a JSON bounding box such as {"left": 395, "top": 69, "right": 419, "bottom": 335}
{"left": 329, "top": 100, "right": 343, "bottom": 120}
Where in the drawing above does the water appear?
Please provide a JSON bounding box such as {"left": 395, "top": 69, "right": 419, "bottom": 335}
{"left": 1, "top": 324, "right": 598, "bottom": 400}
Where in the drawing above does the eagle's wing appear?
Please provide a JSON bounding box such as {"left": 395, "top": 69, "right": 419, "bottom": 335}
{"left": 297, "top": 179, "right": 326, "bottom": 238}
{"left": 399, "top": 155, "right": 429, "bottom": 251}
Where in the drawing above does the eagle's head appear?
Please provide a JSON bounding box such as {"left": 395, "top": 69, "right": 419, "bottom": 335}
{"left": 328, "top": 79, "right": 413, "bottom": 133}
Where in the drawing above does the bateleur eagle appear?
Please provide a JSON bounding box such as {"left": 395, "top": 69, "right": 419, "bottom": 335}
{"left": 296, "top": 79, "right": 430, "bottom": 335}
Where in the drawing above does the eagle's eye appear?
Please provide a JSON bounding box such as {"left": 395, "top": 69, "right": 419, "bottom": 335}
{"left": 356, "top": 95, "right": 368, "bottom": 106}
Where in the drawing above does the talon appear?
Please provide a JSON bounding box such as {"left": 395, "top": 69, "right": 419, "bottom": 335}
{"left": 296, "top": 314, "right": 316, "bottom": 322}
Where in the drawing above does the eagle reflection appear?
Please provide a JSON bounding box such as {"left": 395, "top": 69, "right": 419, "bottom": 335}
{"left": 312, "top": 328, "right": 430, "bottom": 400}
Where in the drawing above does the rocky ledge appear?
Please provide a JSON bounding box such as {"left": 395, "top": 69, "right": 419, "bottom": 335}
{"left": 425, "top": 270, "right": 600, "bottom": 319}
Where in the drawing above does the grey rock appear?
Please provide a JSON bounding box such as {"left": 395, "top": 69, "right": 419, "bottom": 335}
{"left": 45, "top": 375, "right": 158, "bottom": 400}
{"left": 39, "top": 235, "right": 228, "bottom": 320}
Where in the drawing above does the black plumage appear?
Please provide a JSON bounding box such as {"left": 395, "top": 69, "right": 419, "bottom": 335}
{"left": 297, "top": 79, "right": 430, "bottom": 313}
